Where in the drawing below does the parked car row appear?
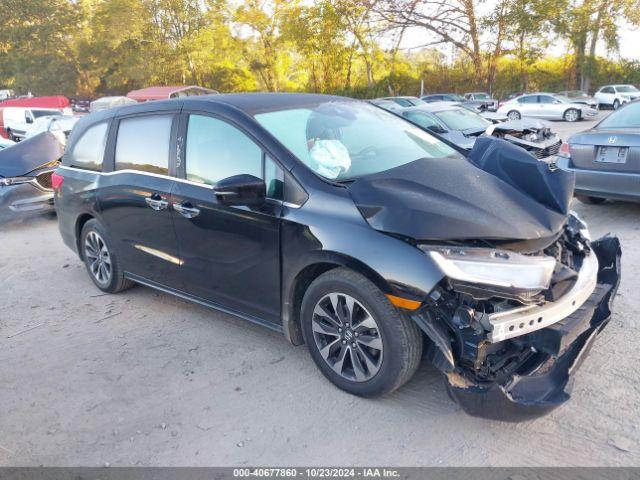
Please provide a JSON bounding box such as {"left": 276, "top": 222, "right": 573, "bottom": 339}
{"left": 371, "top": 98, "right": 562, "bottom": 159}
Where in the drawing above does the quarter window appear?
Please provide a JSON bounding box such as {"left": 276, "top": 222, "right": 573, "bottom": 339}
{"left": 185, "top": 115, "right": 262, "bottom": 185}
{"left": 115, "top": 115, "right": 173, "bottom": 175}
{"left": 69, "top": 122, "right": 109, "bottom": 171}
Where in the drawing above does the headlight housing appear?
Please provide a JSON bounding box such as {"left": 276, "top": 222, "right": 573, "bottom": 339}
{"left": 420, "top": 246, "right": 556, "bottom": 291}
{"left": 0, "top": 177, "right": 33, "bottom": 187}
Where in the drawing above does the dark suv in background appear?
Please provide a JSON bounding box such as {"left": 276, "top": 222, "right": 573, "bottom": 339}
{"left": 53, "top": 93, "right": 620, "bottom": 421}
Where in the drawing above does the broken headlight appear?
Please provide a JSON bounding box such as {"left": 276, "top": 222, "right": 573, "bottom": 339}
{"left": 420, "top": 246, "right": 556, "bottom": 291}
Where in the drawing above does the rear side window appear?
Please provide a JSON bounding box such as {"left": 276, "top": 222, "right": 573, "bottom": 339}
{"left": 115, "top": 115, "right": 173, "bottom": 175}
{"left": 518, "top": 96, "right": 537, "bottom": 104}
{"left": 185, "top": 114, "right": 262, "bottom": 185}
{"left": 69, "top": 122, "right": 108, "bottom": 171}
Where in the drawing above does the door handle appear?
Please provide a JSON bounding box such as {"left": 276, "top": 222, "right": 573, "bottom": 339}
{"left": 145, "top": 195, "right": 169, "bottom": 211}
{"left": 173, "top": 202, "right": 200, "bottom": 219}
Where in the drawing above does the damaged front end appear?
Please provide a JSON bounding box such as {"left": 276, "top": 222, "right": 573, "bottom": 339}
{"left": 413, "top": 216, "right": 621, "bottom": 421}
{"left": 486, "top": 119, "right": 562, "bottom": 160}
{"left": 0, "top": 132, "right": 63, "bottom": 220}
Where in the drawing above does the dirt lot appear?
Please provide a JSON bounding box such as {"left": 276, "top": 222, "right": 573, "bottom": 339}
{"left": 1, "top": 114, "right": 639, "bottom": 467}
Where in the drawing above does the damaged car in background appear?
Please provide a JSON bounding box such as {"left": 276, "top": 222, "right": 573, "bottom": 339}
{"left": 486, "top": 118, "right": 562, "bottom": 160}
{"left": 0, "top": 132, "right": 64, "bottom": 220}
{"left": 55, "top": 95, "right": 621, "bottom": 421}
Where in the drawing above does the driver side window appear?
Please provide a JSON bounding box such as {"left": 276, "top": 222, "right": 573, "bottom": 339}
{"left": 185, "top": 115, "right": 262, "bottom": 185}
{"left": 185, "top": 114, "right": 284, "bottom": 200}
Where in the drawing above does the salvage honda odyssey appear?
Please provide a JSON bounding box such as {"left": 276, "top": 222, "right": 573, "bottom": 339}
{"left": 53, "top": 94, "right": 621, "bottom": 421}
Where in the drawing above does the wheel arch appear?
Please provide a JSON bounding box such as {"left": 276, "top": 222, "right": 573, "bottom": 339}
{"left": 75, "top": 212, "right": 95, "bottom": 259}
{"left": 282, "top": 252, "right": 393, "bottom": 346}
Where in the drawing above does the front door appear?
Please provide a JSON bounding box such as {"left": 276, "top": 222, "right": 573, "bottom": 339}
{"left": 97, "top": 113, "right": 182, "bottom": 287}
{"left": 171, "top": 113, "right": 283, "bottom": 324}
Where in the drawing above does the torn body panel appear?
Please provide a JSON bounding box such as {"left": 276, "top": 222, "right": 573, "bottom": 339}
{"left": 486, "top": 119, "right": 562, "bottom": 160}
{"left": 414, "top": 234, "right": 621, "bottom": 421}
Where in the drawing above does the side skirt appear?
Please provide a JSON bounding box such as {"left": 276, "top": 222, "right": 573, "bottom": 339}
{"left": 124, "top": 272, "right": 284, "bottom": 335}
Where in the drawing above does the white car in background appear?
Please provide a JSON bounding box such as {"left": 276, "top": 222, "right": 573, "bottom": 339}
{"left": 0, "top": 107, "right": 63, "bottom": 140}
{"left": 24, "top": 115, "right": 79, "bottom": 145}
{"left": 594, "top": 84, "right": 640, "bottom": 110}
{"left": 496, "top": 93, "right": 598, "bottom": 122}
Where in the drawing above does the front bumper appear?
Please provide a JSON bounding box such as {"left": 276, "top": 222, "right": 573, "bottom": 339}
{"left": 556, "top": 157, "right": 640, "bottom": 201}
{"left": 0, "top": 182, "right": 55, "bottom": 220}
{"left": 581, "top": 108, "right": 599, "bottom": 118}
{"left": 445, "top": 236, "right": 621, "bottom": 421}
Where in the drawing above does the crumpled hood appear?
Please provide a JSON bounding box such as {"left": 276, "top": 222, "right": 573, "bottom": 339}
{"left": 347, "top": 137, "right": 575, "bottom": 242}
{"left": 0, "top": 132, "right": 64, "bottom": 178}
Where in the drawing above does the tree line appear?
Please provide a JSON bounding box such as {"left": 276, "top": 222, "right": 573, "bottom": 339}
{"left": 1, "top": 0, "right": 639, "bottom": 99}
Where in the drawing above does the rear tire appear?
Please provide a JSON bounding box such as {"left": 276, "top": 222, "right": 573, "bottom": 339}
{"left": 507, "top": 110, "right": 521, "bottom": 121}
{"left": 301, "top": 268, "right": 423, "bottom": 398}
{"left": 576, "top": 195, "right": 606, "bottom": 205}
{"left": 80, "top": 219, "right": 133, "bottom": 293}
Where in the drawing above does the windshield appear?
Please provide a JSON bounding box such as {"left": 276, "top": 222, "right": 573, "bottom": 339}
{"left": 472, "top": 93, "right": 490, "bottom": 99}
{"left": 598, "top": 102, "right": 640, "bottom": 128}
{"left": 255, "top": 101, "right": 458, "bottom": 181}
{"left": 432, "top": 108, "right": 490, "bottom": 130}
{"left": 616, "top": 85, "right": 639, "bottom": 93}
{"left": 566, "top": 90, "right": 588, "bottom": 98}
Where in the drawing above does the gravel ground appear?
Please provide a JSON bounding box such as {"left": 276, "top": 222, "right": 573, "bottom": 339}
{"left": 1, "top": 113, "right": 639, "bottom": 467}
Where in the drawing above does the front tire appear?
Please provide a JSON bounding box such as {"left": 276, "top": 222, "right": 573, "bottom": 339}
{"left": 80, "top": 219, "right": 133, "bottom": 293}
{"left": 563, "top": 108, "right": 580, "bottom": 122}
{"left": 576, "top": 195, "right": 606, "bottom": 204}
{"left": 301, "top": 268, "right": 423, "bottom": 397}
{"left": 507, "top": 110, "right": 521, "bottom": 121}
{"left": 613, "top": 99, "right": 620, "bottom": 110}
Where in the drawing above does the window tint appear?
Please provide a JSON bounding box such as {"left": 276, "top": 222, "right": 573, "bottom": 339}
{"left": 602, "top": 87, "right": 615, "bottom": 94}
{"left": 115, "top": 115, "right": 173, "bottom": 175}
{"left": 538, "top": 95, "right": 556, "bottom": 104}
{"left": 69, "top": 122, "right": 109, "bottom": 171}
{"left": 265, "top": 156, "right": 284, "bottom": 200}
{"left": 185, "top": 115, "right": 262, "bottom": 185}
{"left": 518, "top": 96, "right": 537, "bottom": 104}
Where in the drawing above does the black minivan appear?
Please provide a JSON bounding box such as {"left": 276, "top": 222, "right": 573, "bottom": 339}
{"left": 54, "top": 93, "right": 621, "bottom": 421}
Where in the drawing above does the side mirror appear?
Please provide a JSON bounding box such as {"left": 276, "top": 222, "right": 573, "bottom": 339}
{"left": 26, "top": 115, "right": 33, "bottom": 124}
{"left": 213, "top": 174, "right": 266, "bottom": 207}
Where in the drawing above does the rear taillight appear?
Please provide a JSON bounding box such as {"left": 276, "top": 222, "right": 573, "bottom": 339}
{"left": 51, "top": 171, "right": 64, "bottom": 190}
{"left": 557, "top": 142, "right": 571, "bottom": 158}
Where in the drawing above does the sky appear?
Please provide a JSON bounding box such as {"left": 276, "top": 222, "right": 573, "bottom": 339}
{"left": 399, "top": 12, "right": 640, "bottom": 62}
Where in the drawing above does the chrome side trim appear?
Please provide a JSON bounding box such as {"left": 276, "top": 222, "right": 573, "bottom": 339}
{"left": 59, "top": 165, "right": 302, "bottom": 206}
{"left": 58, "top": 165, "right": 214, "bottom": 189}
{"left": 487, "top": 252, "right": 599, "bottom": 343}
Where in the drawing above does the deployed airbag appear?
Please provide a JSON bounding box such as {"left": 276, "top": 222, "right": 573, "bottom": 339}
{"left": 0, "top": 133, "right": 64, "bottom": 178}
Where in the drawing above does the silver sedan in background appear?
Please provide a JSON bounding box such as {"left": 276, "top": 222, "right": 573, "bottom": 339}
{"left": 497, "top": 93, "right": 599, "bottom": 122}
